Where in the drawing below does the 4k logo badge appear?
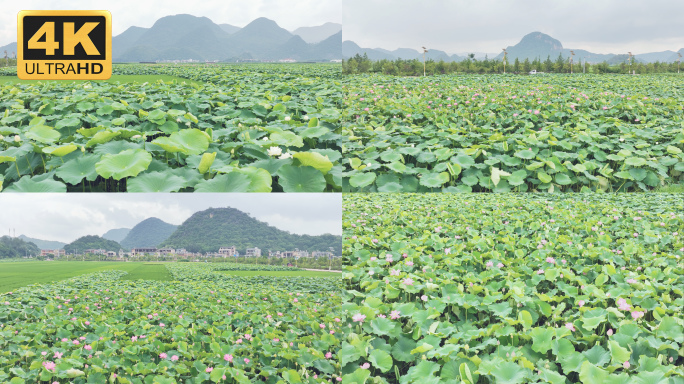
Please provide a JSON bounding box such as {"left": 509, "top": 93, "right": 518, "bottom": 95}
{"left": 18, "top": 10, "right": 112, "bottom": 80}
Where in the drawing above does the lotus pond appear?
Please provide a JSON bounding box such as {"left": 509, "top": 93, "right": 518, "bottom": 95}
{"left": 342, "top": 74, "right": 684, "bottom": 192}
{"left": 341, "top": 193, "right": 684, "bottom": 383}
{"left": 0, "top": 263, "right": 350, "bottom": 383}
{"left": 0, "top": 64, "right": 342, "bottom": 192}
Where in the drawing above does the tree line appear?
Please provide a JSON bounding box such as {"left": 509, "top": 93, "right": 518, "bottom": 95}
{"left": 343, "top": 53, "right": 683, "bottom": 76}
{"left": 0, "top": 236, "right": 40, "bottom": 258}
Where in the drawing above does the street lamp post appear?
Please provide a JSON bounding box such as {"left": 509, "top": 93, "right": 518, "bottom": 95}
{"left": 570, "top": 50, "right": 575, "bottom": 74}
{"left": 502, "top": 48, "right": 507, "bottom": 74}
{"left": 422, "top": 47, "right": 428, "bottom": 76}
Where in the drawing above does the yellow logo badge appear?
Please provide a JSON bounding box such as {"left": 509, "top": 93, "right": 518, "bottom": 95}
{"left": 17, "top": 10, "right": 112, "bottom": 80}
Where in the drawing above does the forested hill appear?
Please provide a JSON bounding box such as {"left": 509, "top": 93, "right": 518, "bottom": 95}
{"left": 162, "top": 207, "right": 341, "bottom": 254}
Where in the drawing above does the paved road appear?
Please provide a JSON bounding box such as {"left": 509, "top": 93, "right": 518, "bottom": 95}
{"left": 304, "top": 268, "right": 342, "bottom": 273}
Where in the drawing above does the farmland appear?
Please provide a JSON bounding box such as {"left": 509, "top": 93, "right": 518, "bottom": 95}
{"left": 0, "top": 263, "right": 347, "bottom": 383}
{"left": 342, "top": 74, "right": 684, "bottom": 192}
{"left": 342, "top": 193, "right": 684, "bottom": 383}
{"left": 0, "top": 261, "right": 174, "bottom": 293}
{"left": 0, "top": 63, "right": 342, "bottom": 192}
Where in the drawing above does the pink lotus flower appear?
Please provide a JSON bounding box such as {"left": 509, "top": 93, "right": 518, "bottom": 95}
{"left": 421, "top": 295, "right": 428, "bottom": 301}
{"left": 486, "top": 261, "right": 493, "bottom": 267}
{"left": 360, "top": 362, "right": 370, "bottom": 369}
{"left": 42, "top": 361, "right": 56, "bottom": 372}
{"left": 206, "top": 367, "right": 213, "bottom": 373}
{"left": 390, "top": 310, "right": 401, "bottom": 319}
{"left": 631, "top": 311, "right": 644, "bottom": 319}
{"left": 326, "top": 352, "right": 332, "bottom": 359}
{"left": 497, "top": 263, "right": 504, "bottom": 268}
{"left": 159, "top": 352, "right": 167, "bottom": 359}
{"left": 565, "top": 323, "right": 575, "bottom": 332}
{"left": 352, "top": 313, "right": 366, "bottom": 323}
{"left": 244, "top": 358, "right": 250, "bottom": 364}
{"left": 224, "top": 354, "right": 233, "bottom": 362}
{"left": 54, "top": 351, "right": 63, "bottom": 359}
{"left": 172, "top": 355, "right": 179, "bottom": 361}
{"left": 578, "top": 300, "right": 585, "bottom": 307}
{"left": 607, "top": 329, "right": 613, "bottom": 336}
{"left": 84, "top": 345, "right": 92, "bottom": 351}
{"left": 623, "top": 361, "right": 630, "bottom": 369}
{"left": 626, "top": 279, "right": 637, "bottom": 284}
{"left": 403, "top": 277, "right": 414, "bottom": 285}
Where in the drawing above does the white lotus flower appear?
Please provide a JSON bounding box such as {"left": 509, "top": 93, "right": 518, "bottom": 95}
{"left": 279, "top": 152, "right": 292, "bottom": 160}
{"left": 303, "top": 115, "right": 309, "bottom": 120}
{"left": 132, "top": 135, "right": 141, "bottom": 139}
{"left": 284, "top": 116, "right": 291, "bottom": 121}
{"left": 267, "top": 146, "right": 282, "bottom": 157}
{"left": 14, "top": 135, "right": 20, "bottom": 142}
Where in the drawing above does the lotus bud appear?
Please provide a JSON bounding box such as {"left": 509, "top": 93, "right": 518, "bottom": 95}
{"left": 14, "top": 135, "right": 20, "bottom": 142}
{"left": 284, "top": 116, "right": 291, "bottom": 121}
{"left": 81, "top": 146, "right": 85, "bottom": 152}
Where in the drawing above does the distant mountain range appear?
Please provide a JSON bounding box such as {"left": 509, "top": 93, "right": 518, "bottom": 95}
{"left": 120, "top": 218, "right": 178, "bottom": 249}
{"left": 344, "top": 32, "right": 684, "bottom": 64}
{"left": 102, "top": 228, "right": 131, "bottom": 243}
{"left": 162, "top": 207, "right": 341, "bottom": 254}
{"left": 17, "top": 235, "right": 65, "bottom": 251}
{"left": 0, "top": 15, "right": 340, "bottom": 62}
{"left": 14, "top": 207, "right": 339, "bottom": 255}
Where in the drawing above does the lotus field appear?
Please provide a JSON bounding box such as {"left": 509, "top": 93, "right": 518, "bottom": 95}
{"left": 0, "top": 263, "right": 350, "bottom": 383}
{"left": 0, "top": 64, "right": 342, "bottom": 192}
{"left": 343, "top": 74, "right": 684, "bottom": 192}
{"left": 342, "top": 193, "right": 684, "bottom": 383}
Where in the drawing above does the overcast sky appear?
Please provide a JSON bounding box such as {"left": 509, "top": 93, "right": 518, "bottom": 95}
{"left": 0, "top": 194, "right": 341, "bottom": 243}
{"left": 344, "top": 0, "right": 684, "bottom": 55}
{"left": 0, "top": 0, "right": 341, "bottom": 46}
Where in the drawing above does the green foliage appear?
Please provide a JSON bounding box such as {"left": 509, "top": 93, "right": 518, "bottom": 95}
{"left": 63, "top": 235, "right": 122, "bottom": 254}
{"left": 343, "top": 74, "right": 684, "bottom": 192}
{"left": 0, "top": 236, "right": 40, "bottom": 258}
{"left": 0, "top": 64, "right": 342, "bottom": 192}
{"left": 342, "top": 193, "right": 684, "bottom": 383}
{"left": 0, "top": 264, "right": 347, "bottom": 382}
{"left": 161, "top": 207, "right": 341, "bottom": 255}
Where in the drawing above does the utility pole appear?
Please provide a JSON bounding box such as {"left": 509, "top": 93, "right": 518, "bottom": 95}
{"left": 502, "top": 48, "right": 507, "bottom": 74}
{"left": 422, "top": 47, "right": 428, "bottom": 76}
{"left": 570, "top": 51, "right": 575, "bottom": 74}
{"left": 628, "top": 52, "right": 633, "bottom": 74}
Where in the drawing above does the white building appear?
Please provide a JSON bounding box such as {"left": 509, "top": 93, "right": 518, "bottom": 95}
{"left": 245, "top": 247, "right": 261, "bottom": 257}
{"left": 218, "top": 247, "right": 236, "bottom": 257}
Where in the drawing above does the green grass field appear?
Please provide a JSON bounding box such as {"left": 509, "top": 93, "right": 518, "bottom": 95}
{"left": 0, "top": 74, "right": 206, "bottom": 86}
{"left": 0, "top": 261, "right": 172, "bottom": 293}
{"left": 218, "top": 270, "right": 341, "bottom": 277}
